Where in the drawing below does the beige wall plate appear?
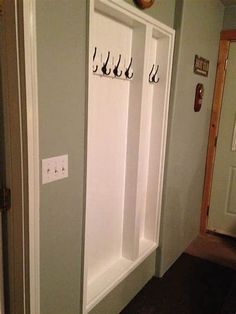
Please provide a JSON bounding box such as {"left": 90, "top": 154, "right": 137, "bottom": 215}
{"left": 133, "top": 0, "right": 155, "bottom": 9}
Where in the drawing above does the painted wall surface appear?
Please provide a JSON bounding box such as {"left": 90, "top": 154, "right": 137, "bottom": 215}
{"left": 223, "top": 5, "right": 236, "bottom": 29}
{"left": 36, "top": 0, "right": 176, "bottom": 313}
{"left": 157, "top": 0, "right": 224, "bottom": 276}
{"left": 125, "top": 0, "right": 175, "bottom": 27}
{"left": 35, "top": 0, "right": 223, "bottom": 313}
{"left": 36, "top": 1, "right": 87, "bottom": 313}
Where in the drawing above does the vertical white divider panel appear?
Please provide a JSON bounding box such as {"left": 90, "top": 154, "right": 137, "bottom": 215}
{"left": 144, "top": 29, "right": 174, "bottom": 243}
{"left": 134, "top": 24, "right": 155, "bottom": 255}
{"left": 122, "top": 24, "right": 148, "bottom": 261}
{"left": 82, "top": 0, "right": 94, "bottom": 311}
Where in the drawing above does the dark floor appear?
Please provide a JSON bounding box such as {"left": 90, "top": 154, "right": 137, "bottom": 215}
{"left": 186, "top": 233, "right": 236, "bottom": 271}
{"left": 121, "top": 253, "right": 236, "bottom": 314}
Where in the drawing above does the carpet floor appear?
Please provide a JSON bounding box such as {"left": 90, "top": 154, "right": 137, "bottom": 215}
{"left": 186, "top": 233, "right": 236, "bottom": 271}
{"left": 120, "top": 253, "right": 236, "bottom": 314}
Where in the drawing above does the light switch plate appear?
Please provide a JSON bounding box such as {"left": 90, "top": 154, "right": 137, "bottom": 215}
{"left": 42, "top": 155, "right": 68, "bottom": 184}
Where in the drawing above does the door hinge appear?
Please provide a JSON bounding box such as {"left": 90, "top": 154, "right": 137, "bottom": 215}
{"left": 206, "top": 205, "right": 210, "bottom": 216}
{"left": 0, "top": 188, "right": 11, "bottom": 212}
{"left": 214, "top": 136, "right": 218, "bottom": 147}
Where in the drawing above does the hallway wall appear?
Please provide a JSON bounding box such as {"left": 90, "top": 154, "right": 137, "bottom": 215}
{"left": 223, "top": 5, "right": 236, "bottom": 29}
{"left": 35, "top": 1, "right": 176, "bottom": 314}
{"left": 36, "top": 1, "right": 87, "bottom": 313}
{"left": 35, "top": 0, "right": 224, "bottom": 313}
{"left": 157, "top": 0, "right": 224, "bottom": 276}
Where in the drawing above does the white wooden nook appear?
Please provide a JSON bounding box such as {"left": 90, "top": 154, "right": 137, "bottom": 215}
{"left": 83, "top": 0, "right": 175, "bottom": 312}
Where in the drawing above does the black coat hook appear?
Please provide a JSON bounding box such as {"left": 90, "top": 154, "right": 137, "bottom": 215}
{"left": 149, "top": 64, "right": 155, "bottom": 83}
{"left": 125, "top": 57, "right": 133, "bottom": 79}
{"left": 101, "top": 51, "right": 111, "bottom": 75}
{"left": 93, "top": 47, "right": 98, "bottom": 73}
{"left": 113, "top": 54, "right": 122, "bottom": 77}
{"left": 149, "top": 64, "right": 159, "bottom": 83}
{"left": 152, "top": 65, "right": 159, "bottom": 83}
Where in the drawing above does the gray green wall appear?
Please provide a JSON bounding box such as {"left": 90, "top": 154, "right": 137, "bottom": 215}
{"left": 36, "top": 0, "right": 176, "bottom": 313}
{"left": 223, "top": 5, "right": 236, "bottom": 29}
{"left": 35, "top": 0, "right": 224, "bottom": 313}
{"left": 156, "top": 0, "right": 224, "bottom": 276}
{"left": 36, "top": 1, "right": 87, "bottom": 313}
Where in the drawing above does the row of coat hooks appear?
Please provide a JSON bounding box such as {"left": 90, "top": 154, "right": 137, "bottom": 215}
{"left": 92, "top": 47, "right": 160, "bottom": 84}
{"left": 92, "top": 47, "right": 134, "bottom": 80}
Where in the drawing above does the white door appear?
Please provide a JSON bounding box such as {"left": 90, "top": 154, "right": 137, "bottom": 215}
{"left": 208, "top": 42, "right": 236, "bottom": 237}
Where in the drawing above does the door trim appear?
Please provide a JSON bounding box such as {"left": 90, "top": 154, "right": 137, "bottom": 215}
{"left": 1, "top": 0, "right": 40, "bottom": 312}
{"left": 200, "top": 29, "right": 236, "bottom": 233}
{"left": 1, "top": 1, "right": 28, "bottom": 312}
{"left": 22, "top": 1, "right": 40, "bottom": 313}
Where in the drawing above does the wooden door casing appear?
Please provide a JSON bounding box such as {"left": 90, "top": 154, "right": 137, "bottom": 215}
{"left": 200, "top": 30, "right": 236, "bottom": 234}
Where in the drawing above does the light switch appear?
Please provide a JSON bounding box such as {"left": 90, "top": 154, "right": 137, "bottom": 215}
{"left": 42, "top": 155, "right": 68, "bottom": 184}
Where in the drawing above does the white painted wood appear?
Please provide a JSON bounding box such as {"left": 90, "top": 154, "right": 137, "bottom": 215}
{"left": 82, "top": 1, "right": 95, "bottom": 311}
{"left": 144, "top": 30, "right": 174, "bottom": 244}
{"left": 139, "top": 238, "right": 156, "bottom": 257}
{"left": 138, "top": 25, "right": 154, "bottom": 242}
{"left": 87, "top": 257, "right": 132, "bottom": 311}
{"left": 0, "top": 213, "right": 4, "bottom": 314}
{"left": 153, "top": 31, "right": 175, "bottom": 245}
{"left": 23, "top": 1, "right": 40, "bottom": 313}
{"left": 86, "top": 243, "right": 157, "bottom": 312}
{"left": 84, "top": 1, "right": 175, "bottom": 312}
{"left": 86, "top": 9, "right": 131, "bottom": 282}
{"left": 122, "top": 24, "right": 148, "bottom": 261}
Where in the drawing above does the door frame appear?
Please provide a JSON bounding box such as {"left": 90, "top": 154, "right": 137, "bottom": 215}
{"left": 1, "top": 1, "right": 28, "bottom": 312}
{"left": 200, "top": 29, "right": 236, "bottom": 234}
{"left": 1, "top": 0, "right": 39, "bottom": 313}
{"left": 22, "top": 1, "right": 40, "bottom": 313}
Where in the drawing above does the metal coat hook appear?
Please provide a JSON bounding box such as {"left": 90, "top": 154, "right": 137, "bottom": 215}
{"left": 93, "top": 47, "right": 98, "bottom": 73}
{"left": 101, "top": 51, "right": 111, "bottom": 75}
{"left": 149, "top": 64, "right": 155, "bottom": 83}
{"left": 113, "top": 54, "right": 122, "bottom": 77}
{"left": 152, "top": 65, "right": 159, "bottom": 83}
{"left": 125, "top": 57, "right": 133, "bottom": 79}
{"left": 149, "top": 64, "right": 159, "bottom": 83}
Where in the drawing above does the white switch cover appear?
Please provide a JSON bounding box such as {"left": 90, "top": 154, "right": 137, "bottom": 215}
{"left": 42, "top": 155, "right": 68, "bottom": 184}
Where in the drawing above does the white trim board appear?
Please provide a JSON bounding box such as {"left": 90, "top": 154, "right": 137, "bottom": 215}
{"left": 23, "top": 1, "right": 40, "bottom": 313}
